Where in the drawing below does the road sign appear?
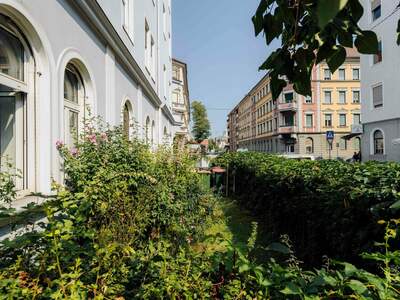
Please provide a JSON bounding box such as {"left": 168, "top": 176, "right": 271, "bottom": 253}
{"left": 326, "top": 131, "right": 334, "bottom": 141}
{"left": 326, "top": 131, "right": 334, "bottom": 160}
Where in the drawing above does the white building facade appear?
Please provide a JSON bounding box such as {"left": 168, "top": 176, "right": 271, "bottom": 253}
{"left": 171, "top": 58, "right": 191, "bottom": 144}
{"left": 359, "top": 0, "right": 400, "bottom": 161}
{"left": 0, "top": 0, "right": 178, "bottom": 196}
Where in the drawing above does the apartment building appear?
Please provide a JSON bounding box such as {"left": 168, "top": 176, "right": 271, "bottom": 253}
{"left": 227, "top": 106, "right": 239, "bottom": 151}
{"left": 171, "top": 58, "right": 191, "bottom": 144}
{"left": 359, "top": 0, "right": 400, "bottom": 161}
{"left": 227, "top": 50, "right": 361, "bottom": 159}
{"left": 0, "top": 0, "right": 178, "bottom": 196}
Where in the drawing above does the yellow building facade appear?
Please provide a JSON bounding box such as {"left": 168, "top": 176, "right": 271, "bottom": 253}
{"left": 228, "top": 49, "right": 361, "bottom": 159}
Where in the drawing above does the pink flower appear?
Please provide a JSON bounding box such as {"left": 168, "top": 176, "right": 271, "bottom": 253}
{"left": 88, "top": 134, "right": 97, "bottom": 145}
{"left": 100, "top": 132, "right": 108, "bottom": 142}
{"left": 56, "top": 140, "right": 64, "bottom": 150}
{"left": 70, "top": 147, "right": 79, "bottom": 157}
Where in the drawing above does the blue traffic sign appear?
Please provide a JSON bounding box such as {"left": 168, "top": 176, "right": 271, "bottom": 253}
{"left": 326, "top": 131, "right": 334, "bottom": 140}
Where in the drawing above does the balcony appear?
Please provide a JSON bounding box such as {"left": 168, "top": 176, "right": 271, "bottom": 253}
{"left": 277, "top": 102, "right": 296, "bottom": 111}
{"left": 172, "top": 102, "right": 187, "bottom": 111}
{"left": 278, "top": 125, "right": 296, "bottom": 134}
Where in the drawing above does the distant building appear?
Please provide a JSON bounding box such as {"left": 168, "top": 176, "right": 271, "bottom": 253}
{"left": 171, "top": 58, "right": 191, "bottom": 145}
{"left": 227, "top": 50, "right": 362, "bottom": 159}
{"left": 359, "top": 0, "right": 400, "bottom": 161}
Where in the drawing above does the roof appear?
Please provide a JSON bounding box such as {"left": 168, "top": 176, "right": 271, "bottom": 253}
{"left": 200, "top": 139, "right": 209, "bottom": 146}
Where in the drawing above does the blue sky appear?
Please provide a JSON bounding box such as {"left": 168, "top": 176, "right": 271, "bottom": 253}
{"left": 172, "top": 0, "right": 278, "bottom": 137}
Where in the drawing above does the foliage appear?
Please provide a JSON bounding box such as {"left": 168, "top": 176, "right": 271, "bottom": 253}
{"left": 191, "top": 101, "right": 211, "bottom": 142}
{"left": 0, "top": 122, "right": 215, "bottom": 298}
{"left": 215, "top": 152, "right": 400, "bottom": 267}
{"left": 251, "top": 0, "right": 396, "bottom": 99}
{"left": 1, "top": 124, "right": 400, "bottom": 298}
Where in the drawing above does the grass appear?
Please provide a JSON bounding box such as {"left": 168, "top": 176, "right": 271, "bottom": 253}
{"left": 193, "top": 197, "right": 272, "bottom": 262}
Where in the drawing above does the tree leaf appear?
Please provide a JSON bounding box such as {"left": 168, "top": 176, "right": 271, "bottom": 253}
{"left": 347, "top": 279, "right": 367, "bottom": 294}
{"left": 326, "top": 46, "right": 346, "bottom": 73}
{"left": 389, "top": 199, "right": 400, "bottom": 210}
{"left": 317, "top": 0, "right": 349, "bottom": 29}
{"left": 354, "top": 31, "right": 378, "bottom": 54}
{"left": 280, "top": 282, "right": 302, "bottom": 295}
{"left": 265, "top": 242, "right": 290, "bottom": 254}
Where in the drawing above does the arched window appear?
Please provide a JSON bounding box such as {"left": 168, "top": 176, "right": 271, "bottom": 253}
{"left": 0, "top": 16, "right": 31, "bottom": 190}
{"left": 163, "top": 126, "right": 168, "bottom": 141}
{"left": 373, "top": 130, "right": 384, "bottom": 154}
{"left": 305, "top": 137, "right": 314, "bottom": 154}
{"left": 64, "top": 63, "right": 85, "bottom": 148}
{"left": 122, "top": 100, "right": 133, "bottom": 139}
{"left": 151, "top": 120, "right": 155, "bottom": 145}
{"left": 145, "top": 116, "right": 150, "bottom": 143}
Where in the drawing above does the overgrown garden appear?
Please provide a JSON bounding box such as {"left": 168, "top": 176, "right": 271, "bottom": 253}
{"left": 0, "top": 125, "right": 399, "bottom": 298}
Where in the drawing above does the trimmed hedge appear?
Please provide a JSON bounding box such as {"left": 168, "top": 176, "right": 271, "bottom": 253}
{"left": 215, "top": 152, "right": 400, "bottom": 267}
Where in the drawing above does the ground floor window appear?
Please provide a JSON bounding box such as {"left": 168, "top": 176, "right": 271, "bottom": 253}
{"left": 373, "top": 130, "right": 384, "bottom": 154}
{"left": 305, "top": 137, "right": 314, "bottom": 154}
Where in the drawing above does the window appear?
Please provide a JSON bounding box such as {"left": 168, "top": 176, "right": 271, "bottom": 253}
{"left": 353, "top": 113, "right": 361, "bottom": 125}
{"left": 172, "top": 65, "right": 180, "bottom": 81}
{"left": 144, "top": 20, "right": 150, "bottom": 70}
{"left": 324, "top": 114, "right": 332, "bottom": 127}
{"left": 339, "top": 114, "right": 347, "bottom": 127}
{"left": 305, "top": 95, "right": 312, "bottom": 104}
{"left": 162, "top": 3, "right": 167, "bottom": 38}
{"left": 373, "top": 130, "right": 384, "bottom": 154}
{"left": 339, "top": 139, "right": 347, "bottom": 150}
{"left": 339, "top": 91, "right": 346, "bottom": 104}
{"left": 145, "top": 116, "right": 150, "bottom": 143}
{"left": 372, "top": 84, "right": 383, "bottom": 108}
{"left": 324, "top": 69, "right": 331, "bottom": 80}
{"left": 64, "top": 64, "right": 84, "bottom": 148}
{"left": 352, "top": 68, "right": 360, "bottom": 80}
{"left": 305, "top": 138, "right": 314, "bottom": 154}
{"left": 284, "top": 92, "right": 294, "bottom": 103}
{"left": 373, "top": 41, "right": 382, "bottom": 64}
{"left": 123, "top": 102, "right": 131, "bottom": 138}
{"left": 371, "top": 0, "right": 381, "bottom": 21}
{"left": 305, "top": 114, "right": 313, "bottom": 127}
{"left": 282, "top": 113, "right": 294, "bottom": 126}
{"left": 122, "top": 0, "right": 134, "bottom": 39}
{"left": 0, "top": 24, "right": 24, "bottom": 80}
{"left": 352, "top": 90, "right": 360, "bottom": 103}
{"left": 151, "top": 120, "right": 155, "bottom": 144}
{"left": 163, "top": 65, "right": 167, "bottom": 98}
{"left": 324, "top": 91, "right": 332, "bottom": 104}
{"left": 339, "top": 68, "right": 345, "bottom": 80}
{"left": 150, "top": 35, "right": 155, "bottom": 76}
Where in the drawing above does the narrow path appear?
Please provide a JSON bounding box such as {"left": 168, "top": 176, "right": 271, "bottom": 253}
{"left": 194, "top": 198, "right": 272, "bottom": 262}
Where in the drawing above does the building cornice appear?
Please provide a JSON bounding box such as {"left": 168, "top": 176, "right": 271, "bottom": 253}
{"left": 66, "top": 0, "right": 176, "bottom": 124}
{"left": 162, "top": 104, "right": 180, "bottom": 126}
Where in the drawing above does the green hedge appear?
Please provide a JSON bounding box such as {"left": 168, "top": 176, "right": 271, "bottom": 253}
{"left": 215, "top": 152, "right": 400, "bottom": 267}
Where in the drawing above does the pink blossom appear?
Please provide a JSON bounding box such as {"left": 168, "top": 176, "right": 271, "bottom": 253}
{"left": 100, "top": 132, "right": 108, "bottom": 141}
{"left": 88, "top": 134, "right": 97, "bottom": 145}
{"left": 56, "top": 140, "right": 64, "bottom": 150}
{"left": 70, "top": 147, "right": 79, "bottom": 157}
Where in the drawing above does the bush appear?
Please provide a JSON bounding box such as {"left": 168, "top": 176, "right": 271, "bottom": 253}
{"left": 0, "top": 122, "right": 214, "bottom": 298}
{"left": 215, "top": 152, "right": 400, "bottom": 267}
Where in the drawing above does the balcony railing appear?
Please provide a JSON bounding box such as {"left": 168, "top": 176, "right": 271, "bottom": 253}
{"left": 278, "top": 125, "right": 296, "bottom": 134}
{"left": 277, "top": 102, "right": 296, "bottom": 111}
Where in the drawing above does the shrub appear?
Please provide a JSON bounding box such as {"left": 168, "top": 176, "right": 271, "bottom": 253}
{"left": 215, "top": 152, "right": 400, "bottom": 267}
{"left": 0, "top": 122, "right": 214, "bottom": 298}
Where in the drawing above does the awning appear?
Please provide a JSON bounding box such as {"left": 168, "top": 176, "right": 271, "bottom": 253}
{"left": 211, "top": 167, "right": 226, "bottom": 173}
{"left": 341, "top": 132, "right": 362, "bottom": 141}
